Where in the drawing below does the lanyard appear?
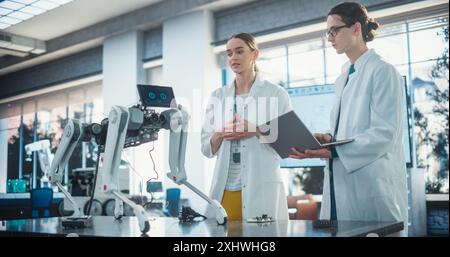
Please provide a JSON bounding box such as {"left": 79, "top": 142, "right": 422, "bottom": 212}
{"left": 231, "top": 75, "right": 256, "bottom": 164}
{"left": 233, "top": 75, "right": 256, "bottom": 115}
{"left": 233, "top": 80, "right": 238, "bottom": 115}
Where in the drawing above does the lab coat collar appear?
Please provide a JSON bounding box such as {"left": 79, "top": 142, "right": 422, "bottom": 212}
{"left": 226, "top": 72, "right": 265, "bottom": 97}
{"left": 354, "top": 48, "right": 375, "bottom": 71}
{"left": 341, "top": 49, "right": 376, "bottom": 74}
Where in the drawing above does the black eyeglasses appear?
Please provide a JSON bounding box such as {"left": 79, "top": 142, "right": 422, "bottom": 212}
{"left": 325, "top": 24, "right": 353, "bottom": 38}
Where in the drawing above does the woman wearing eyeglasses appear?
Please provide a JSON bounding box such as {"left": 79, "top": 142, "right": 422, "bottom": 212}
{"left": 290, "top": 2, "right": 408, "bottom": 236}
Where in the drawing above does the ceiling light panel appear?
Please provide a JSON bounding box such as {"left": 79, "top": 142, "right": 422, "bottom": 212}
{"left": 0, "top": 15, "right": 22, "bottom": 25}
{"left": 0, "top": 7, "right": 13, "bottom": 15}
{"left": 0, "top": 1, "right": 26, "bottom": 10}
{"left": 48, "top": 0, "right": 72, "bottom": 4}
{"left": 30, "top": 0, "right": 60, "bottom": 10}
{"left": 7, "top": 10, "right": 33, "bottom": 19}
{"left": 20, "top": 5, "right": 46, "bottom": 15}
{"left": 10, "top": 0, "right": 39, "bottom": 4}
{"left": 0, "top": 0, "right": 72, "bottom": 29}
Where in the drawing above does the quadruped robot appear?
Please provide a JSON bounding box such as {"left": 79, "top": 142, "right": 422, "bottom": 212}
{"left": 48, "top": 84, "right": 227, "bottom": 233}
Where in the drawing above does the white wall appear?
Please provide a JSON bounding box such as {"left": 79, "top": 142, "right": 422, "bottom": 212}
{"left": 162, "top": 10, "right": 221, "bottom": 212}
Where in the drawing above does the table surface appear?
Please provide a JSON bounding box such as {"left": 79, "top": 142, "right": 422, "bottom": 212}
{"left": 0, "top": 216, "right": 403, "bottom": 237}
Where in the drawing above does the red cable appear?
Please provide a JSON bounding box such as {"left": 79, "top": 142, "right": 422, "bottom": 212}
{"left": 147, "top": 141, "right": 159, "bottom": 181}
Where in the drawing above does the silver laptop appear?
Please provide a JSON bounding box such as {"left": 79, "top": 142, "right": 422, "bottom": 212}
{"left": 257, "top": 110, "right": 353, "bottom": 158}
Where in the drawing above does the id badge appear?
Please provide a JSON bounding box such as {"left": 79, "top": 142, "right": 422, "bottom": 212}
{"left": 232, "top": 152, "right": 241, "bottom": 164}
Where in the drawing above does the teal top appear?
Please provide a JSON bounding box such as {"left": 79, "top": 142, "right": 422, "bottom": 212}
{"left": 349, "top": 63, "right": 355, "bottom": 75}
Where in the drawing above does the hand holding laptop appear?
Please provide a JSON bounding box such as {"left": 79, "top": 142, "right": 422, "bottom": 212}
{"left": 290, "top": 133, "right": 332, "bottom": 160}
{"left": 256, "top": 111, "right": 354, "bottom": 159}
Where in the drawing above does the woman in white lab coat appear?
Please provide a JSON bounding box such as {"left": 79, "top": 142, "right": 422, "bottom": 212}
{"left": 290, "top": 2, "right": 408, "bottom": 236}
{"left": 201, "top": 33, "right": 292, "bottom": 221}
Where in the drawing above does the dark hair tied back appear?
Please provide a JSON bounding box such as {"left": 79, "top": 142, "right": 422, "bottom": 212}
{"left": 366, "top": 18, "right": 379, "bottom": 41}
{"left": 328, "top": 2, "right": 380, "bottom": 42}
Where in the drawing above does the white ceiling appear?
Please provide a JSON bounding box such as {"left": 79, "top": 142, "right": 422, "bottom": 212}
{"left": 3, "top": 0, "right": 164, "bottom": 40}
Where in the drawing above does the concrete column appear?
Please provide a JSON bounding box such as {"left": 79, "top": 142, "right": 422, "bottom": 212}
{"left": 163, "top": 10, "right": 221, "bottom": 212}
{"left": 0, "top": 119, "right": 8, "bottom": 193}
{"left": 103, "top": 30, "right": 145, "bottom": 111}
{"left": 102, "top": 30, "right": 146, "bottom": 195}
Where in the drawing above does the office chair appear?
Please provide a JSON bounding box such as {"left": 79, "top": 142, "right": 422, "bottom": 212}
{"left": 165, "top": 188, "right": 181, "bottom": 217}
{"left": 30, "top": 187, "right": 53, "bottom": 218}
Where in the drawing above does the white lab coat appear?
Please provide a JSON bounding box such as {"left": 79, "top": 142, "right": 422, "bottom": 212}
{"left": 322, "top": 49, "right": 408, "bottom": 236}
{"left": 201, "top": 74, "right": 292, "bottom": 221}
